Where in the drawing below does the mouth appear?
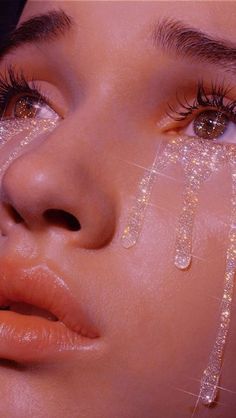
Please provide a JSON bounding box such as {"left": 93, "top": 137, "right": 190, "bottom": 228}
{"left": 0, "top": 302, "right": 58, "bottom": 320}
{"left": 0, "top": 262, "right": 103, "bottom": 364}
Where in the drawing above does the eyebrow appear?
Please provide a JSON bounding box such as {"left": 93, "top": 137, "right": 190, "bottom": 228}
{"left": 0, "top": 9, "right": 73, "bottom": 60}
{"left": 151, "top": 18, "right": 236, "bottom": 75}
{"left": 1, "top": 11, "right": 236, "bottom": 77}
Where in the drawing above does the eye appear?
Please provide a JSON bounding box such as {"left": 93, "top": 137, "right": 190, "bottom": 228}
{"left": 5, "top": 95, "right": 58, "bottom": 120}
{"left": 184, "top": 109, "right": 236, "bottom": 143}
{"left": 165, "top": 81, "right": 236, "bottom": 144}
{"left": 0, "top": 66, "right": 60, "bottom": 121}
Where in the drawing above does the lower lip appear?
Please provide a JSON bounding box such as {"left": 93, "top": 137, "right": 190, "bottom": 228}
{"left": 0, "top": 311, "right": 101, "bottom": 363}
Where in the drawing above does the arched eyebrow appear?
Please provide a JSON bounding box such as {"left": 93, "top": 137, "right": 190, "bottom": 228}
{"left": 152, "top": 18, "right": 236, "bottom": 75}
{"left": 0, "top": 9, "right": 73, "bottom": 61}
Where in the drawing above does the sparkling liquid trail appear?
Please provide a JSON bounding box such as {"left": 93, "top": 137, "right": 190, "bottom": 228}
{"left": 121, "top": 135, "right": 236, "bottom": 408}
{"left": 121, "top": 136, "right": 226, "bottom": 262}
{"left": 199, "top": 161, "right": 236, "bottom": 406}
{"left": 172, "top": 137, "right": 220, "bottom": 270}
{"left": 121, "top": 143, "right": 170, "bottom": 248}
{"left": 0, "top": 119, "right": 58, "bottom": 175}
{"left": 174, "top": 182, "right": 199, "bottom": 269}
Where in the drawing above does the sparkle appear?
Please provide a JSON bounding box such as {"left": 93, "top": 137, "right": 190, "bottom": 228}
{"left": 198, "top": 162, "right": 236, "bottom": 407}
{"left": 191, "top": 392, "right": 201, "bottom": 418}
{"left": 121, "top": 133, "right": 236, "bottom": 409}
{"left": 0, "top": 118, "right": 58, "bottom": 176}
{"left": 121, "top": 135, "right": 229, "bottom": 259}
{"left": 121, "top": 141, "right": 168, "bottom": 248}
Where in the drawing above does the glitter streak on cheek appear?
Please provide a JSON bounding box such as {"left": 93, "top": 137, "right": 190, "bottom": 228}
{"left": 0, "top": 118, "right": 58, "bottom": 175}
{"left": 172, "top": 139, "right": 226, "bottom": 270}
{"left": 199, "top": 160, "right": 236, "bottom": 407}
{"left": 121, "top": 152, "right": 164, "bottom": 248}
{"left": 121, "top": 136, "right": 226, "bottom": 255}
{"left": 121, "top": 166, "right": 156, "bottom": 248}
{"left": 121, "top": 135, "right": 236, "bottom": 408}
{"left": 121, "top": 143, "right": 177, "bottom": 248}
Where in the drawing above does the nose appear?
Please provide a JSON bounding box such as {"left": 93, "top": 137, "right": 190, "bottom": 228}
{"left": 0, "top": 121, "right": 116, "bottom": 249}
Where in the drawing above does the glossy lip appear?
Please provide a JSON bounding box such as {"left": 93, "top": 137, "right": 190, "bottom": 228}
{"left": 0, "top": 261, "right": 102, "bottom": 363}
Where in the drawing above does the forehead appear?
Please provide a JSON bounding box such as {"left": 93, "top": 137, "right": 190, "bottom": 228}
{"left": 21, "top": 1, "right": 236, "bottom": 45}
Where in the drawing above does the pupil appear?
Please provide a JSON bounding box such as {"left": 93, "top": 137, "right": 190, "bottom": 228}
{"left": 193, "top": 109, "right": 229, "bottom": 140}
{"left": 14, "top": 96, "right": 39, "bottom": 119}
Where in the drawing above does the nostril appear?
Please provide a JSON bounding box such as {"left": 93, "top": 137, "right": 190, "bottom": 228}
{"left": 43, "top": 209, "right": 81, "bottom": 231}
{"left": 7, "top": 205, "right": 23, "bottom": 224}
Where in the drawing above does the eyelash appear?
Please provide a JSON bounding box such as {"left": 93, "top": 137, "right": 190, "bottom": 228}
{"left": 0, "top": 65, "right": 52, "bottom": 117}
{"left": 0, "top": 66, "right": 235, "bottom": 131}
{"left": 167, "top": 80, "right": 236, "bottom": 124}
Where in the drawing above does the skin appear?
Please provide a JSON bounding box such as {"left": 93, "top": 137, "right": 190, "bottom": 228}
{"left": 0, "top": 1, "right": 236, "bottom": 417}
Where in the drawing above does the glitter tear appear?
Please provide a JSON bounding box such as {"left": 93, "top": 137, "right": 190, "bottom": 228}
{"left": 121, "top": 136, "right": 227, "bottom": 259}
{"left": 121, "top": 143, "right": 170, "bottom": 248}
{"left": 0, "top": 118, "right": 58, "bottom": 176}
{"left": 121, "top": 134, "right": 236, "bottom": 409}
{"left": 198, "top": 160, "right": 236, "bottom": 406}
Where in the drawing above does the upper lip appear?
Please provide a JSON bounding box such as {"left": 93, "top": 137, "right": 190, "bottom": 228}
{"left": 0, "top": 259, "right": 99, "bottom": 339}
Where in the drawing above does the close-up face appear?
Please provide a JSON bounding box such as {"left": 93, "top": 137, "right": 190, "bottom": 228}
{"left": 0, "top": 1, "right": 236, "bottom": 417}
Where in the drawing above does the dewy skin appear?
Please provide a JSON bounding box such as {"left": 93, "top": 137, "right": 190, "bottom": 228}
{"left": 122, "top": 134, "right": 236, "bottom": 407}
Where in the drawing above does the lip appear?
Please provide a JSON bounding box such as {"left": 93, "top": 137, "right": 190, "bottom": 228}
{"left": 0, "top": 260, "right": 102, "bottom": 363}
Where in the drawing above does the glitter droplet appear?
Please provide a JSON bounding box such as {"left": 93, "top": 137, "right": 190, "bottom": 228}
{"left": 121, "top": 136, "right": 227, "bottom": 262}
{"left": 121, "top": 134, "right": 236, "bottom": 409}
{"left": 198, "top": 161, "right": 236, "bottom": 406}
{"left": 165, "top": 137, "right": 226, "bottom": 270}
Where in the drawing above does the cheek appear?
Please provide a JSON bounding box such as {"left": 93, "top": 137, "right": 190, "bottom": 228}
{"left": 109, "top": 162, "right": 233, "bottom": 406}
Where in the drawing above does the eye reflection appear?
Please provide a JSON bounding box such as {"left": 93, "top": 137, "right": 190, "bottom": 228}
{"left": 185, "top": 109, "right": 236, "bottom": 143}
{"left": 0, "top": 66, "right": 60, "bottom": 121}
{"left": 193, "top": 110, "right": 228, "bottom": 140}
{"left": 166, "top": 81, "right": 236, "bottom": 144}
{"left": 10, "top": 95, "right": 58, "bottom": 120}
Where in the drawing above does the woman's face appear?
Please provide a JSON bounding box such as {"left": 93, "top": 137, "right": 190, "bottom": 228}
{"left": 0, "top": 1, "right": 236, "bottom": 417}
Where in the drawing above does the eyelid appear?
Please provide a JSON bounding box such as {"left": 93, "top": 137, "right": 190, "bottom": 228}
{"left": 157, "top": 80, "right": 236, "bottom": 134}
{"left": 27, "top": 80, "right": 67, "bottom": 119}
{"left": 0, "top": 65, "right": 67, "bottom": 120}
{"left": 169, "top": 81, "right": 235, "bottom": 119}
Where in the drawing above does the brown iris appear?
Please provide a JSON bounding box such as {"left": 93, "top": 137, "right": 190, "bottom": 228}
{"left": 14, "top": 95, "right": 40, "bottom": 118}
{"left": 193, "top": 109, "right": 229, "bottom": 140}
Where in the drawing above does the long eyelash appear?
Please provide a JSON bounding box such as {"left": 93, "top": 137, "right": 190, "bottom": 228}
{"left": 0, "top": 65, "right": 50, "bottom": 117}
{"left": 167, "top": 80, "right": 236, "bottom": 123}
